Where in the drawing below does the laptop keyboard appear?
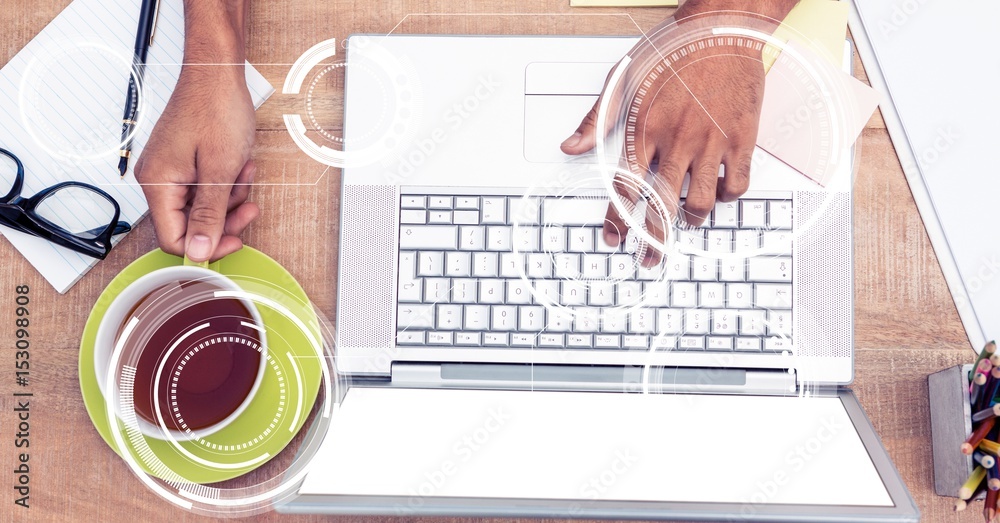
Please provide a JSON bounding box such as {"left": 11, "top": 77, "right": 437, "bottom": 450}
{"left": 395, "top": 194, "right": 793, "bottom": 353}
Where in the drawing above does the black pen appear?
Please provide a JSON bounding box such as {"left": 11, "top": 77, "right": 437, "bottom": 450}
{"left": 118, "top": 0, "right": 160, "bottom": 179}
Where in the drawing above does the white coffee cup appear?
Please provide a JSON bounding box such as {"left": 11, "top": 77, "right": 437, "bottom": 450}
{"left": 94, "top": 265, "right": 267, "bottom": 441}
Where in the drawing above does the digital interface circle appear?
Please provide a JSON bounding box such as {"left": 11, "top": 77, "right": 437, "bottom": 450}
{"left": 101, "top": 272, "right": 341, "bottom": 517}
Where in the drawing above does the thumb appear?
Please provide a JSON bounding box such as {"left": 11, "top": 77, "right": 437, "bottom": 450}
{"left": 184, "top": 183, "right": 231, "bottom": 262}
{"left": 561, "top": 100, "right": 600, "bottom": 155}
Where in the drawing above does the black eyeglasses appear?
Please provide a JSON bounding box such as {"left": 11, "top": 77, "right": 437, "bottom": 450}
{"left": 0, "top": 147, "right": 132, "bottom": 260}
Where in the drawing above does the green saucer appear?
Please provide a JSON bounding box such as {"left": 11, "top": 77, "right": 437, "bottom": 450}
{"left": 79, "top": 247, "right": 323, "bottom": 484}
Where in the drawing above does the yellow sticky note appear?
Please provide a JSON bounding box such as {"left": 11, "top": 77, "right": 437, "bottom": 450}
{"left": 570, "top": 0, "right": 678, "bottom": 6}
{"left": 764, "top": 0, "right": 849, "bottom": 72}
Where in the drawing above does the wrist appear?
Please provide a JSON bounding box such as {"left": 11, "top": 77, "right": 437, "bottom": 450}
{"left": 182, "top": 0, "right": 248, "bottom": 64}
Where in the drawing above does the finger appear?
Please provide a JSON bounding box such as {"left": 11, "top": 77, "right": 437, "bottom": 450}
{"left": 223, "top": 201, "right": 260, "bottom": 237}
{"left": 134, "top": 160, "right": 189, "bottom": 256}
{"left": 227, "top": 159, "right": 256, "bottom": 212}
{"left": 185, "top": 182, "right": 232, "bottom": 262}
{"left": 561, "top": 100, "right": 600, "bottom": 155}
{"left": 718, "top": 147, "right": 753, "bottom": 202}
{"left": 603, "top": 172, "right": 642, "bottom": 246}
{"left": 640, "top": 154, "right": 687, "bottom": 267}
{"left": 683, "top": 157, "right": 723, "bottom": 226}
{"left": 210, "top": 236, "right": 245, "bottom": 261}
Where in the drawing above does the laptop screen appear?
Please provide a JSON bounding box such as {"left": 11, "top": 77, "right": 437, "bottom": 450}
{"left": 298, "top": 387, "right": 892, "bottom": 507}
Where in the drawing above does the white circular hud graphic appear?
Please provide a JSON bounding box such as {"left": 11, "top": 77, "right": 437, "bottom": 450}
{"left": 282, "top": 37, "right": 422, "bottom": 169}
{"left": 102, "top": 274, "right": 341, "bottom": 517}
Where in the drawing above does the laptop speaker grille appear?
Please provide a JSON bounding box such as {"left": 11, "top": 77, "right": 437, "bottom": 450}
{"left": 794, "top": 191, "right": 852, "bottom": 359}
{"left": 338, "top": 184, "right": 398, "bottom": 350}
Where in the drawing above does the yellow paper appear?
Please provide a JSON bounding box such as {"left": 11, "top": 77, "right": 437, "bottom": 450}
{"left": 570, "top": 0, "right": 678, "bottom": 6}
{"left": 764, "top": 0, "right": 849, "bottom": 72}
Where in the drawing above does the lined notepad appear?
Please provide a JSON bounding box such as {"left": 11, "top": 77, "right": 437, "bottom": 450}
{"left": 0, "top": 0, "right": 273, "bottom": 293}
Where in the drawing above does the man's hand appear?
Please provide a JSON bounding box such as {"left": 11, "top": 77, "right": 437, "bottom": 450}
{"left": 135, "top": 0, "right": 256, "bottom": 263}
{"left": 561, "top": 0, "right": 797, "bottom": 266}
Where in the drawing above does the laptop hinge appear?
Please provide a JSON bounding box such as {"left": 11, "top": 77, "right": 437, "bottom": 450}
{"left": 391, "top": 363, "right": 797, "bottom": 396}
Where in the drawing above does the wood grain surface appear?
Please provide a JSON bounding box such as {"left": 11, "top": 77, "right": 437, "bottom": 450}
{"left": 0, "top": 0, "right": 980, "bottom": 521}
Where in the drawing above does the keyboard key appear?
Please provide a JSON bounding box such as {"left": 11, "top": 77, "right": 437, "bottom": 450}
{"left": 574, "top": 308, "right": 601, "bottom": 332}
{"left": 511, "top": 333, "right": 535, "bottom": 347}
{"left": 423, "top": 278, "right": 450, "bottom": 302}
{"left": 481, "top": 198, "right": 507, "bottom": 224}
{"left": 533, "top": 279, "right": 559, "bottom": 304}
{"left": 398, "top": 252, "right": 421, "bottom": 302}
{"left": 677, "top": 229, "right": 705, "bottom": 251}
{"left": 526, "top": 253, "right": 553, "bottom": 278}
{"left": 738, "top": 310, "right": 766, "bottom": 335}
{"left": 427, "top": 331, "right": 454, "bottom": 345}
{"left": 623, "top": 335, "right": 649, "bottom": 349}
{"left": 451, "top": 279, "right": 477, "bottom": 303}
{"left": 399, "top": 278, "right": 422, "bottom": 303}
{"left": 706, "top": 230, "right": 732, "bottom": 253}
{"left": 734, "top": 230, "right": 760, "bottom": 252}
{"left": 699, "top": 282, "right": 726, "bottom": 308}
{"left": 671, "top": 282, "right": 698, "bottom": 308}
{"left": 665, "top": 254, "right": 690, "bottom": 280}
{"left": 768, "top": 200, "right": 793, "bottom": 230}
{"left": 417, "top": 251, "right": 444, "bottom": 276}
{"left": 510, "top": 197, "right": 541, "bottom": 225}
{"left": 629, "top": 308, "right": 655, "bottom": 334}
{"left": 499, "top": 253, "right": 525, "bottom": 278}
{"left": 513, "top": 225, "right": 540, "bottom": 252}
{"left": 685, "top": 310, "right": 710, "bottom": 334}
{"left": 398, "top": 304, "right": 434, "bottom": 329}
{"left": 740, "top": 200, "right": 766, "bottom": 228}
{"left": 766, "top": 310, "right": 792, "bottom": 336}
{"left": 506, "top": 279, "right": 533, "bottom": 304}
{"left": 428, "top": 210, "right": 452, "bottom": 224}
{"left": 445, "top": 252, "right": 471, "bottom": 276}
{"left": 713, "top": 202, "right": 738, "bottom": 228}
{"left": 492, "top": 306, "right": 517, "bottom": 331}
{"left": 748, "top": 257, "right": 791, "bottom": 282}
{"left": 456, "top": 332, "right": 481, "bottom": 346}
{"left": 542, "top": 198, "right": 608, "bottom": 226}
{"left": 401, "top": 196, "right": 426, "bottom": 209}
{"left": 642, "top": 281, "right": 670, "bottom": 307}
{"left": 657, "top": 309, "right": 683, "bottom": 334}
{"left": 567, "top": 334, "right": 593, "bottom": 348}
{"left": 455, "top": 197, "right": 480, "bottom": 210}
{"left": 581, "top": 254, "right": 608, "bottom": 279}
{"left": 617, "top": 281, "right": 642, "bottom": 307}
{"left": 428, "top": 196, "right": 453, "bottom": 209}
{"left": 400, "top": 209, "right": 427, "bottom": 224}
{"left": 651, "top": 335, "right": 678, "bottom": 350}
{"left": 719, "top": 259, "right": 746, "bottom": 282}
{"left": 707, "top": 337, "right": 733, "bottom": 351}
{"left": 735, "top": 337, "right": 761, "bottom": 351}
{"left": 679, "top": 336, "right": 705, "bottom": 350}
{"left": 568, "top": 226, "right": 595, "bottom": 252}
{"left": 539, "top": 334, "right": 564, "bottom": 347}
{"left": 691, "top": 257, "right": 718, "bottom": 281}
{"left": 596, "top": 233, "right": 620, "bottom": 253}
{"left": 601, "top": 309, "right": 628, "bottom": 333}
{"left": 436, "top": 305, "right": 462, "bottom": 330}
{"left": 397, "top": 331, "right": 425, "bottom": 344}
{"left": 595, "top": 335, "right": 621, "bottom": 349}
{"left": 478, "top": 279, "right": 504, "bottom": 304}
{"left": 541, "top": 227, "right": 567, "bottom": 252}
{"left": 459, "top": 226, "right": 485, "bottom": 250}
{"left": 400, "top": 226, "right": 458, "bottom": 250}
{"left": 547, "top": 310, "right": 574, "bottom": 332}
{"left": 588, "top": 281, "right": 615, "bottom": 306}
{"left": 453, "top": 210, "right": 480, "bottom": 225}
{"left": 487, "top": 226, "right": 512, "bottom": 251}
{"left": 483, "top": 332, "right": 509, "bottom": 346}
{"left": 472, "top": 252, "right": 498, "bottom": 277}
{"left": 554, "top": 253, "right": 581, "bottom": 279}
{"left": 755, "top": 284, "right": 792, "bottom": 309}
{"left": 712, "top": 310, "right": 737, "bottom": 334}
{"left": 761, "top": 231, "right": 793, "bottom": 255}
{"left": 519, "top": 306, "right": 546, "bottom": 331}
{"left": 636, "top": 262, "right": 665, "bottom": 281}
{"left": 561, "top": 281, "right": 587, "bottom": 305}
{"left": 609, "top": 254, "right": 635, "bottom": 279}
{"left": 464, "top": 305, "right": 490, "bottom": 330}
{"left": 764, "top": 337, "right": 793, "bottom": 353}
{"left": 727, "top": 283, "right": 753, "bottom": 309}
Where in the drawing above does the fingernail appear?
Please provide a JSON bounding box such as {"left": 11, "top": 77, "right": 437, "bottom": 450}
{"left": 186, "top": 234, "right": 212, "bottom": 262}
{"left": 561, "top": 132, "right": 582, "bottom": 148}
{"left": 604, "top": 229, "right": 620, "bottom": 246}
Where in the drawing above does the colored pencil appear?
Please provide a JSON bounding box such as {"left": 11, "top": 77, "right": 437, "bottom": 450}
{"left": 973, "top": 341, "right": 998, "bottom": 380}
{"left": 980, "top": 439, "right": 1000, "bottom": 455}
{"left": 989, "top": 460, "right": 1000, "bottom": 491}
{"left": 975, "top": 405, "right": 1000, "bottom": 423}
{"left": 966, "top": 419, "right": 998, "bottom": 455}
{"left": 957, "top": 480, "right": 987, "bottom": 511}
{"left": 960, "top": 465, "right": 988, "bottom": 499}
{"left": 974, "top": 372, "right": 991, "bottom": 408}
{"left": 975, "top": 450, "right": 997, "bottom": 469}
{"left": 986, "top": 488, "right": 998, "bottom": 522}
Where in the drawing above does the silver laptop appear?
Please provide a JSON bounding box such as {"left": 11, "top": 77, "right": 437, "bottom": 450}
{"left": 279, "top": 34, "right": 918, "bottom": 522}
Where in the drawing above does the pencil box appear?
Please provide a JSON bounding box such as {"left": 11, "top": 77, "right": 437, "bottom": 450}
{"left": 929, "top": 364, "right": 978, "bottom": 498}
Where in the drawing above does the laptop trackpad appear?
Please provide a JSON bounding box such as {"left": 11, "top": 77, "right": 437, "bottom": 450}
{"left": 299, "top": 388, "right": 892, "bottom": 506}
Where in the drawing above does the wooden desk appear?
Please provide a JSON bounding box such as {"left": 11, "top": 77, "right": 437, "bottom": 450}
{"left": 0, "top": 1, "right": 977, "bottom": 521}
